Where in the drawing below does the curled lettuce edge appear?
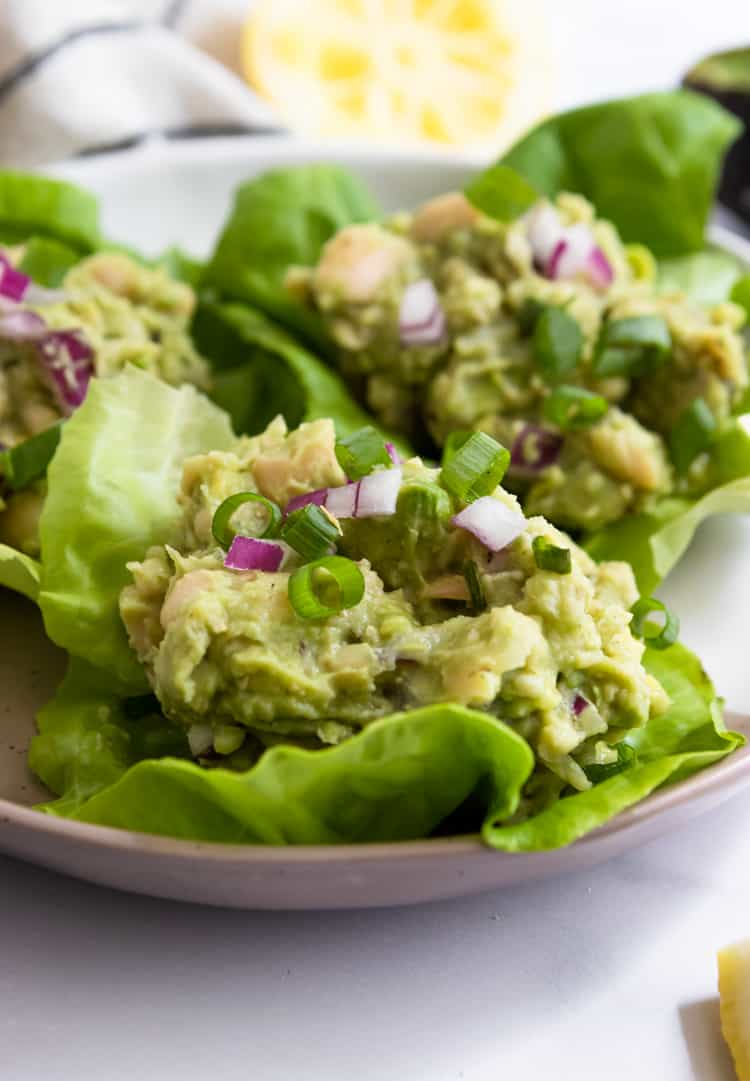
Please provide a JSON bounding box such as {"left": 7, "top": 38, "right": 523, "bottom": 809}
{"left": 0, "top": 544, "right": 41, "bottom": 601}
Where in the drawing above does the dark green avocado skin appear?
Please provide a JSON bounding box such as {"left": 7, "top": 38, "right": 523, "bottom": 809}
{"left": 684, "top": 48, "right": 750, "bottom": 227}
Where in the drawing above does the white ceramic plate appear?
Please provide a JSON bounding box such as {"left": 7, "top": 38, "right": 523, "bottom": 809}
{"left": 1, "top": 138, "right": 749, "bottom": 910}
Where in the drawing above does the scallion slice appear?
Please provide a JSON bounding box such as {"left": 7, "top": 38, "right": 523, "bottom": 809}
{"left": 542, "top": 385, "right": 608, "bottom": 430}
{"left": 441, "top": 431, "right": 510, "bottom": 502}
{"left": 0, "top": 422, "right": 62, "bottom": 490}
{"left": 593, "top": 315, "right": 671, "bottom": 377}
{"left": 583, "top": 742, "right": 637, "bottom": 784}
{"left": 281, "top": 503, "right": 341, "bottom": 561}
{"left": 397, "top": 482, "right": 452, "bottom": 523}
{"left": 288, "top": 556, "right": 365, "bottom": 620}
{"left": 630, "top": 596, "right": 679, "bottom": 650}
{"left": 462, "top": 560, "right": 487, "bottom": 612}
{"left": 668, "top": 397, "right": 717, "bottom": 473}
{"left": 441, "top": 429, "right": 473, "bottom": 465}
{"left": 532, "top": 535, "right": 572, "bottom": 573}
{"left": 335, "top": 426, "right": 391, "bottom": 480}
{"left": 211, "top": 492, "right": 281, "bottom": 549}
{"left": 533, "top": 306, "right": 584, "bottom": 381}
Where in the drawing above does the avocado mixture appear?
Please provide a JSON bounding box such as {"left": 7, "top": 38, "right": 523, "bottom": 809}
{"left": 289, "top": 192, "right": 748, "bottom": 532}
{"left": 0, "top": 251, "right": 211, "bottom": 554}
{"left": 121, "top": 415, "right": 668, "bottom": 811}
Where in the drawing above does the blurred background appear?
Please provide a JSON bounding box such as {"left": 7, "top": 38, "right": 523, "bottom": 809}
{"left": 1, "top": 0, "right": 750, "bottom": 168}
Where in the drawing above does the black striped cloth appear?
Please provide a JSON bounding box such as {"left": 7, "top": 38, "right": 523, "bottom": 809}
{"left": 0, "top": 0, "right": 280, "bottom": 166}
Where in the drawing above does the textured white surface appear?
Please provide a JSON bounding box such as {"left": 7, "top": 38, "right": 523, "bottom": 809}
{"left": 5, "top": 3, "right": 750, "bottom": 1077}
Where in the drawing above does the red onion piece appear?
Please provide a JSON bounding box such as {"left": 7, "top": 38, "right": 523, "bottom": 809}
{"left": 385, "top": 442, "right": 401, "bottom": 465}
{"left": 399, "top": 279, "right": 446, "bottom": 345}
{"left": 0, "top": 254, "right": 30, "bottom": 302}
{"left": 509, "top": 425, "right": 563, "bottom": 476}
{"left": 587, "top": 246, "right": 615, "bottom": 289}
{"left": 546, "top": 239, "right": 568, "bottom": 280}
{"left": 325, "top": 481, "right": 359, "bottom": 519}
{"left": 527, "top": 204, "right": 565, "bottom": 268}
{"left": 38, "top": 329, "right": 94, "bottom": 413}
{"left": 355, "top": 466, "right": 402, "bottom": 517}
{"left": 224, "top": 536, "right": 284, "bottom": 572}
{"left": 572, "top": 693, "right": 590, "bottom": 717}
{"left": 0, "top": 308, "right": 48, "bottom": 341}
{"left": 284, "top": 488, "right": 328, "bottom": 517}
{"left": 452, "top": 497, "right": 526, "bottom": 552}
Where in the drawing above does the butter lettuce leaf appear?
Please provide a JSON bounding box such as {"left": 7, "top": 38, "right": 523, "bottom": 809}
{"left": 29, "top": 643, "right": 740, "bottom": 848}
{"left": 0, "top": 172, "right": 100, "bottom": 251}
{"left": 584, "top": 420, "right": 750, "bottom": 592}
{"left": 192, "top": 300, "right": 407, "bottom": 448}
{"left": 38, "top": 367, "right": 235, "bottom": 692}
{"left": 204, "top": 165, "right": 379, "bottom": 349}
{"left": 0, "top": 543, "right": 41, "bottom": 601}
{"left": 499, "top": 90, "right": 740, "bottom": 256}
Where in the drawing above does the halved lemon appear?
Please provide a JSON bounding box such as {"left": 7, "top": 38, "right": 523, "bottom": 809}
{"left": 242, "top": 0, "right": 553, "bottom": 151}
{"left": 718, "top": 939, "right": 750, "bottom": 1080}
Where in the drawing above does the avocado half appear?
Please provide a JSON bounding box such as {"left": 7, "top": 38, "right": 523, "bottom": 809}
{"left": 684, "top": 48, "right": 750, "bottom": 226}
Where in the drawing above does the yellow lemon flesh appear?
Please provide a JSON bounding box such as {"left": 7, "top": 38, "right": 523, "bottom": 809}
{"left": 242, "top": 0, "right": 553, "bottom": 151}
{"left": 718, "top": 939, "right": 750, "bottom": 1081}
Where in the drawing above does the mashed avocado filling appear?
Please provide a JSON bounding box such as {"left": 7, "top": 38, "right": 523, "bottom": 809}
{"left": 0, "top": 251, "right": 211, "bottom": 555}
{"left": 293, "top": 191, "right": 749, "bottom": 533}
{"left": 120, "top": 415, "right": 668, "bottom": 804}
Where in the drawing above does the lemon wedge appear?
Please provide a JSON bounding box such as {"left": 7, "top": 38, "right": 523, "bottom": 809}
{"left": 242, "top": 0, "right": 553, "bottom": 151}
{"left": 718, "top": 939, "right": 750, "bottom": 1080}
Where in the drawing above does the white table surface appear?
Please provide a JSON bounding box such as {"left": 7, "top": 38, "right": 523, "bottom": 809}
{"left": 4, "top": 2, "right": 750, "bottom": 1079}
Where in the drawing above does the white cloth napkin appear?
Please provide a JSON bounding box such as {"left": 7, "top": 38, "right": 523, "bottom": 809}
{"left": 0, "top": 0, "right": 278, "bottom": 167}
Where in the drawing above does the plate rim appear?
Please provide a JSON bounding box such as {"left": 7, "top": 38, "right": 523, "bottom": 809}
{"left": 3, "top": 138, "right": 749, "bottom": 868}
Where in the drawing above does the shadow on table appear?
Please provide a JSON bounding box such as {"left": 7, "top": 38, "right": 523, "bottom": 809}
{"left": 679, "top": 998, "right": 736, "bottom": 1081}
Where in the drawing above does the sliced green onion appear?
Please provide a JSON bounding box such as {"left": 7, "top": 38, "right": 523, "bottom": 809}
{"left": 397, "top": 482, "right": 452, "bottom": 523}
{"left": 542, "top": 385, "right": 608, "bottom": 431}
{"left": 533, "top": 306, "right": 584, "bottom": 381}
{"left": 583, "top": 742, "right": 637, "bottom": 784}
{"left": 335, "top": 426, "right": 391, "bottom": 480}
{"left": 213, "top": 724, "right": 245, "bottom": 756}
{"left": 630, "top": 596, "right": 679, "bottom": 650}
{"left": 462, "top": 560, "right": 487, "bottom": 612}
{"left": 593, "top": 315, "right": 671, "bottom": 377}
{"left": 0, "top": 422, "right": 62, "bottom": 490}
{"left": 668, "top": 397, "right": 717, "bottom": 473}
{"left": 281, "top": 503, "right": 341, "bottom": 561}
{"left": 441, "top": 431, "right": 510, "bottom": 502}
{"left": 288, "top": 555, "right": 365, "bottom": 620}
{"left": 211, "top": 492, "right": 281, "bottom": 549}
{"left": 441, "top": 429, "right": 473, "bottom": 465}
{"left": 532, "top": 535, "right": 572, "bottom": 574}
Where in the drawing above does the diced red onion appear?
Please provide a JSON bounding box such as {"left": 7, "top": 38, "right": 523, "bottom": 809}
{"left": 546, "top": 238, "right": 568, "bottom": 280}
{"left": 587, "top": 246, "right": 615, "bottom": 289}
{"left": 452, "top": 497, "right": 526, "bottom": 552}
{"left": 399, "top": 279, "right": 446, "bottom": 345}
{"left": 385, "top": 442, "right": 401, "bottom": 465}
{"left": 527, "top": 204, "right": 565, "bottom": 268}
{"left": 325, "top": 466, "right": 403, "bottom": 520}
{"left": 224, "top": 536, "right": 285, "bottom": 572}
{"left": 572, "top": 693, "right": 590, "bottom": 717}
{"left": 355, "top": 466, "right": 402, "bottom": 517}
{"left": 187, "top": 724, "right": 213, "bottom": 757}
{"left": 38, "top": 329, "right": 94, "bottom": 413}
{"left": 284, "top": 488, "right": 328, "bottom": 517}
{"left": 551, "top": 223, "right": 593, "bottom": 280}
{"left": 509, "top": 425, "right": 563, "bottom": 476}
{"left": 0, "top": 308, "right": 48, "bottom": 342}
{"left": 0, "top": 253, "right": 67, "bottom": 306}
{"left": 325, "top": 481, "right": 359, "bottom": 519}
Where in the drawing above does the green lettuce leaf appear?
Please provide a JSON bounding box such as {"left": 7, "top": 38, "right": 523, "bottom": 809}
{"left": 0, "top": 172, "right": 100, "bottom": 251}
{"left": 38, "top": 367, "right": 235, "bottom": 692}
{"left": 18, "top": 236, "right": 81, "bottom": 287}
{"left": 484, "top": 642, "right": 741, "bottom": 850}
{"left": 656, "top": 246, "right": 747, "bottom": 305}
{"left": 499, "top": 90, "right": 741, "bottom": 256}
{"left": 29, "top": 642, "right": 739, "bottom": 848}
{"left": 203, "top": 165, "right": 379, "bottom": 349}
{"left": 193, "top": 300, "right": 409, "bottom": 448}
{"left": 0, "top": 543, "right": 40, "bottom": 601}
{"left": 584, "top": 421, "right": 750, "bottom": 592}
